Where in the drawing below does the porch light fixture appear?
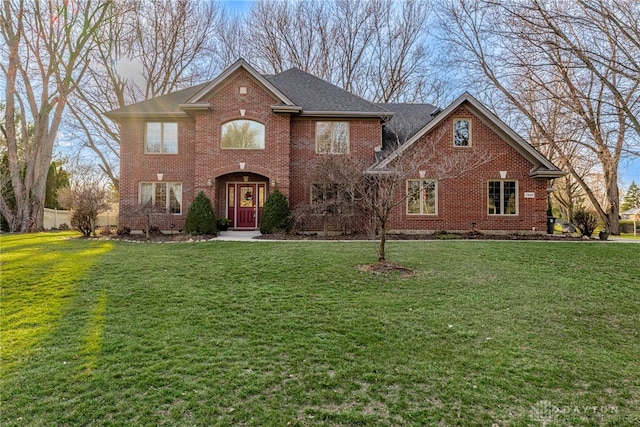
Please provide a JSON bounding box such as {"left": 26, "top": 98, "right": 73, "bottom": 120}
{"left": 499, "top": 171, "right": 507, "bottom": 179}
{"left": 419, "top": 170, "right": 426, "bottom": 178}
{"left": 240, "top": 109, "right": 246, "bottom": 116}
{"left": 207, "top": 179, "right": 212, "bottom": 187}
{"left": 239, "top": 162, "right": 246, "bottom": 170}
{"left": 157, "top": 173, "right": 163, "bottom": 181}
{"left": 270, "top": 179, "right": 276, "bottom": 187}
{"left": 243, "top": 176, "right": 249, "bottom": 182}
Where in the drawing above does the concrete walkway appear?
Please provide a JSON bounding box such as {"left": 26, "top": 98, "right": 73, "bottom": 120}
{"left": 216, "top": 230, "right": 263, "bottom": 241}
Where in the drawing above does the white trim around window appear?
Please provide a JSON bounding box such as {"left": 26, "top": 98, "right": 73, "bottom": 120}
{"left": 139, "top": 182, "right": 183, "bottom": 214}
{"left": 487, "top": 180, "right": 518, "bottom": 215}
{"left": 407, "top": 179, "right": 437, "bottom": 215}
{"left": 145, "top": 122, "right": 178, "bottom": 154}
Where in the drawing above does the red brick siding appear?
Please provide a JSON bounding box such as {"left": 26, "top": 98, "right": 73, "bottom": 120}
{"left": 387, "top": 107, "right": 549, "bottom": 233}
{"left": 289, "top": 117, "right": 381, "bottom": 210}
{"left": 193, "top": 71, "right": 291, "bottom": 220}
{"left": 118, "top": 116, "right": 196, "bottom": 231}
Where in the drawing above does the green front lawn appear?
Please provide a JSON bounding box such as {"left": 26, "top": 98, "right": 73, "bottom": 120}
{"left": 1, "top": 233, "right": 639, "bottom": 426}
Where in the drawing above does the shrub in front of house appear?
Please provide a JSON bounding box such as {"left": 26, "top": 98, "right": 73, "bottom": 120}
{"left": 573, "top": 206, "right": 598, "bottom": 237}
{"left": 185, "top": 191, "right": 217, "bottom": 235}
{"left": 260, "top": 190, "right": 291, "bottom": 234}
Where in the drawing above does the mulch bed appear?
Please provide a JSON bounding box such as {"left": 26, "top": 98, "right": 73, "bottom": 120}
{"left": 105, "top": 231, "right": 584, "bottom": 243}
{"left": 258, "top": 231, "right": 584, "bottom": 241}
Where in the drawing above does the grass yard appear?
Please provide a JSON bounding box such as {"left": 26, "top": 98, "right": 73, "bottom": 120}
{"left": 1, "top": 232, "right": 639, "bottom": 426}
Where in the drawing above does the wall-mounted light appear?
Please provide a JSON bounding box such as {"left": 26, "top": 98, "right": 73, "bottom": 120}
{"left": 499, "top": 171, "right": 507, "bottom": 179}
{"left": 239, "top": 162, "right": 246, "bottom": 170}
{"left": 240, "top": 109, "right": 246, "bottom": 116}
{"left": 157, "top": 173, "right": 163, "bottom": 181}
{"left": 270, "top": 179, "right": 276, "bottom": 187}
{"left": 419, "top": 170, "right": 426, "bottom": 178}
{"left": 207, "top": 179, "right": 212, "bottom": 187}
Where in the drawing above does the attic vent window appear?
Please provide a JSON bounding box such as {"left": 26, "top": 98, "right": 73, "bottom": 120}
{"left": 239, "top": 86, "right": 247, "bottom": 94}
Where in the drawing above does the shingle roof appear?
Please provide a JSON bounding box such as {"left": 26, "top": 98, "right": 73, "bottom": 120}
{"left": 376, "top": 103, "right": 439, "bottom": 151}
{"left": 105, "top": 83, "right": 209, "bottom": 118}
{"left": 265, "top": 68, "right": 388, "bottom": 116}
{"left": 106, "top": 63, "right": 390, "bottom": 118}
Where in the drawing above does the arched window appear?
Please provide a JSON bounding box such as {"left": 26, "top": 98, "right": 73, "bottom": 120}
{"left": 221, "top": 120, "right": 265, "bottom": 149}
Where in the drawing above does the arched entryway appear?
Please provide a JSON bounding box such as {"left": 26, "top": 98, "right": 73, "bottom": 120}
{"left": 217, "top": 173, "right": 270, "bottom": 229}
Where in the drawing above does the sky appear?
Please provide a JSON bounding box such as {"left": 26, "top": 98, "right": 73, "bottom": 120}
{"left": 49, "top": 0, "right": 640, "bottom": 189}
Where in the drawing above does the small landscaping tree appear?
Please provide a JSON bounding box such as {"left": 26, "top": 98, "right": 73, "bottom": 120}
{"left": 185, "top": 192, "right": 217, "bottom": 235}
{"left": 260, "top": 190, "right": 290, "bottom": 234}
{"left": 57, "top": 165, "right": 110, "bottom": 237}
{"left": 573, "top": 206, "right": 599, "bottom": 237}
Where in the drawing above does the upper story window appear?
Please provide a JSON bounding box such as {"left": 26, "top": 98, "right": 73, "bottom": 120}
{"left": 453, "top": 118, "right": 471, "bottom": 147}
{"left": 221, "top": 120, "right": 265, "bottom": 149}
{"left": 316, "top": 122, "right": 349, "bottom": 154}
{"left": 145, "top": 122, "right": 177, "bottom": 154}
{"left": 407, "top": 179, "right": 437, "bottom": 215}
{"left": 488, "top": 180, "right": 517, "bottom": 215}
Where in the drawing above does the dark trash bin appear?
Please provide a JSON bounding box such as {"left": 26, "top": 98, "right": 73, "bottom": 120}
{"left": 547, "top": 216, "right": 556, "bottom": 234}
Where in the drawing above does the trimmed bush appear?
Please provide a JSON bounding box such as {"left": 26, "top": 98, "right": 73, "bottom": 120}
{"left": 573, "top": 207, "right": 598, "bottom": 237}
{"left": 260, "top": 190, "right": 290, "bottom": 234}
{"left": 185, "top": 192, "right": 217, "bottom": 235}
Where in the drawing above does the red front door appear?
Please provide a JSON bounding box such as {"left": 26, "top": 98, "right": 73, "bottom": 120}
{"left": 228, "top": 183, "right": 265, "bottom": 229}
{"left": 237, "top": 184, "right": 256, "bottom": 228}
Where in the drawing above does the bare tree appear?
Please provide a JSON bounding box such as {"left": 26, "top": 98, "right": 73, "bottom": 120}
{"left": 69, "top": 0, "right": 226, "bottom": 190}
{"left": 364, "top": 127, "right": 493, "bottom": 262}
{"left": 436, "top": 0, "right": 639, "bottom": 234}
{"left": 57, "top": 165, "right": 110, "bottom": 237}
{"left": 292, "top": 156, "right": 368, "bottom": 236}
{"left": 0, "top": 0, "right": 109, "bottom": 232}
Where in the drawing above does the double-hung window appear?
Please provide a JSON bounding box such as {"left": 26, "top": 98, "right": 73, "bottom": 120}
{"left": 316, "top": 122, "right": 349, "bottom": 154}
{"left": 488, "top": 180, "right": 517, "bottom": 215}
{"left": 145, "top": 122, "right": 177, "bottom": 153}
{"left": 140, "top": 182, "right": 182, "bottom": 214}
{"left": 407, "top": 179, "right": 437, "bottom": 215}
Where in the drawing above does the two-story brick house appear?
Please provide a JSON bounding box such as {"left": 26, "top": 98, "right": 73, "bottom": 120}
{"left": 106, "top": 59, "right": 564, "bottom": 234}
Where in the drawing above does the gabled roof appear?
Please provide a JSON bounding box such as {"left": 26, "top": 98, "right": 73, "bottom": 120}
{"left": 372, "top": 92, "right": 565, "bottom": 179}
{"left": 266, "top": 68, "right": 390, "bottom": 117}
{"left": 186, "top": 58, "right": 297, "bottom": 107}
{"left": 106, "top": 59, "right": 390, "bottom": 119}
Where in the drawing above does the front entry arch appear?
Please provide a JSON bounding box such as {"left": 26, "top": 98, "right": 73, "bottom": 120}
{"left": 227, "top": 182, "right": 266, "bottom": 229}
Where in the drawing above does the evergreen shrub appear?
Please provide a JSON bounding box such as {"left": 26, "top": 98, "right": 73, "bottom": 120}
{"left": 260, "top": 190, "right": 290, "bottom": 234}
{"left": 185, "top": 192, "right": 217, "bottom": 235}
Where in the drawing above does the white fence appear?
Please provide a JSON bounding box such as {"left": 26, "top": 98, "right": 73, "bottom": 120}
{"left": 43, "top": 205, "right": 119, "bottom": 230}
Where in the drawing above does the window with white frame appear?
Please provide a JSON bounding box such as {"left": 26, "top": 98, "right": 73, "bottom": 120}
{"left": 316, "top": 122, "right": 349, "bottom": 154}
{"left": 221, "top": 120, "right": 265, "bottom": 149}
{"left": 453, "top": 118, "right": 471, "bottom": 147}
{"left": 140, "top": 182, "right": 182, "bottom": 214}
{"left": 407, "top": 179, "right": 437, "bottom": 215}
{"left": 488, "top": 180, "right": 517, "bottom": 215}
{"left": 145, "top": 122, "right": 178, "bottom": 153}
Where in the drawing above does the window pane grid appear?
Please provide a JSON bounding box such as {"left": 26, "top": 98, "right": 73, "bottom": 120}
{"left": 488, "top": 180, "right": 517, "bottom": 215}
{"left": 139, "top": 182, "right": 182, "bottom": 214}
{"left": 316, "top": 122, "right": 349, "bottom": 154}
{"left": 407, "top": 179, "right": 436, "bottom": 215}
{"left": 146, "top": 122, "right": 178, "bottom": 153}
